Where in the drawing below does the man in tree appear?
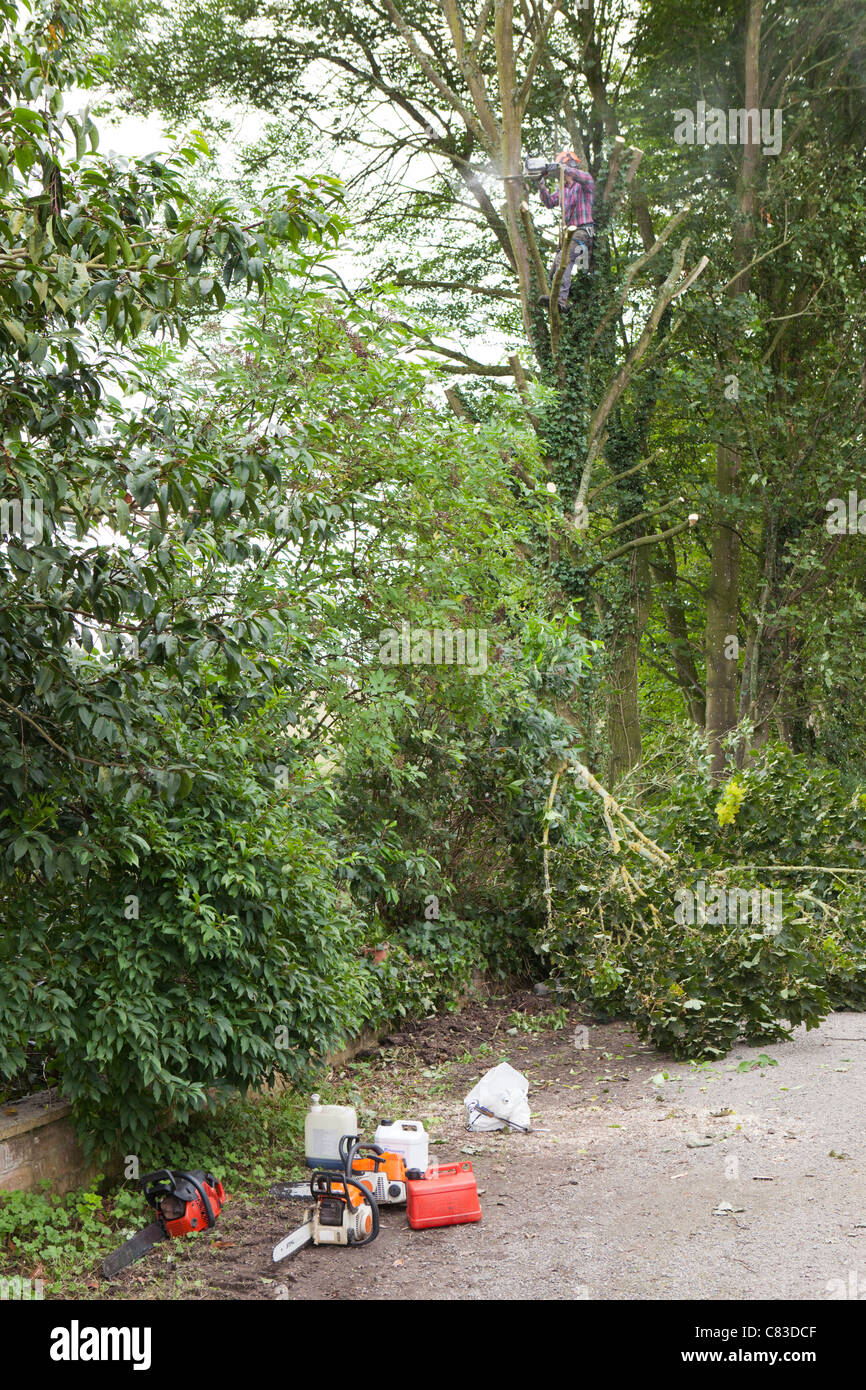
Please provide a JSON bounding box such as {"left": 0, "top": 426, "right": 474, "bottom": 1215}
{"left": 537, "top": 151, "right": 595, "bottom": 311}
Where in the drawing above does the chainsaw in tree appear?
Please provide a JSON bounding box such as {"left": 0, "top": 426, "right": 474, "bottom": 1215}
{"left": 101, "top": 1169, "right": 226, "bottom": 1279}
{"left": 272, "top": 1169, "right": 379, "bottom": 1262}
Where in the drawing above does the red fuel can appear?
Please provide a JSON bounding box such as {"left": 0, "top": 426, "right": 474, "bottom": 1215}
{"left": 406, "top": 1161, "right": 482, "bottom": 1229}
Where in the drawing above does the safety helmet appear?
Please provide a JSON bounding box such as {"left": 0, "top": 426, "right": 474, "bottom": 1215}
{"left": 555, "top": 150, "right": 582, "bottom": 169}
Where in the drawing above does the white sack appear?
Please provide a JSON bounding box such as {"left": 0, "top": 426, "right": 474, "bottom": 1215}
{"left": 464, "top": 1062, "right": 530, "bottom": 1131}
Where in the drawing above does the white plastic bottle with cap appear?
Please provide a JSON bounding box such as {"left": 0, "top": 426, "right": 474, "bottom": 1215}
{"left": 304, "top": 1094, "right": 358, "bottom": 1169}
{"left": 373, "top": 1119, "right": 428, "bottom": 1171}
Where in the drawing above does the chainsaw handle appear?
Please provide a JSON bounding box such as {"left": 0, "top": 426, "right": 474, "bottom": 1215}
{"left": 140, "top": 1168, "right": 185, "bottom": 1212}
{"left": 343, "top": 1174, "right": 379, "bottom": 1246}
{"left": 140, "top": 1168, "right": 174, "bottom": 1197}
{"left": 338, "top": 1133, "right": 360, "bottom": 1170}
{"left": 310, "top": 1170, "right": 364, "bottom": 1200}
{"left": 182, "top": 1172, "right": 218, "bottom": 1230}
{"left": 139, "top": 1168, "right": 221, "bottom": 1230}
{"left": 340, "top": 1134, "right": 386, "bottom": 1176}
{"left": 350, "top": 1142, "right": 386, "bottom": 1173}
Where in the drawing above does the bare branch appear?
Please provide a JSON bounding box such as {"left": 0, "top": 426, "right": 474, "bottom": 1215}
{"left": 519, "top": 199, "right": 551, "bottom": 296}
{"left": 548, "top": 225, "right": 576, "bottom": 354}
{"left": 673, "top": 254, "right": 710, "bottom": 299}
{"left": 382, "top": 0, "right": 489, "bottom": 144}
{"left": 589, "top": 205, "right": 692, "bottom": 349}
{"left": 444, "top": 386, "right": 472, "bottom": 418}
{"left": 470, "top": 0, "right": 494, "bottom": 49}
{"left": 587, "top": 448, "right": 663, "bottom": 502}
{"left": 602, "top": 136, "right": 627, "bottom": 202}
{"left": 604, "top": 146, "right": 644, "bottom": 225}
{"left": 389, "top": 318, "right": 522, "bottom": 375}
{"left": 718, "top": 233, "right": 795, "bottom": 295}
{"left": 604, "top": 496, "right": 686, "bottom": 539}
{"left": 391, "top": 273, "right": 519, "bottom": 300}
{"left": 516, "top": 0, "right": 564, "bottom": 114}
{"left": 508, "top": 351, "right": 539, "bottom": 428}
{"left": 586, "top": 517, "right": 699, "bottom": 575}
{"left": 439, "top": 0, "right": 501, "bottom": 143}
{"left": 436, "top": 360, "right": 517, "bottom": 376}
{"left": 574, "top": 238, "right": 695, "bottom": 522}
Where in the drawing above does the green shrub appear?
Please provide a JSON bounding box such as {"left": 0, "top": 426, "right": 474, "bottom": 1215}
{"left": 1, "top": 700, "right": 376, "bottom": 1158}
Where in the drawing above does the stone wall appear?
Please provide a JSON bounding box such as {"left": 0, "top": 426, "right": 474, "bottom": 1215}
{"left": 0, "top": 1089, "right": 112, "bottom": 1195}
{"left": 0, "top": 1027, "right": 384, "bottom": 1195}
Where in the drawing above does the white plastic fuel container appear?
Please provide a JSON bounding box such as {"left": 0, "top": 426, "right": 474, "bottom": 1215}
{"left": 304, "top": 1094, "right": 358, "bottom": 1170}
{"left": 373, "top": 1120, "right": 428, "bottom": 1171}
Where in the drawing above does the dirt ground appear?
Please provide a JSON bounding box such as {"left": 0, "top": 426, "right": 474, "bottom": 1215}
{"left": 104, "top": 992, "right": 866, "bottom": 1301}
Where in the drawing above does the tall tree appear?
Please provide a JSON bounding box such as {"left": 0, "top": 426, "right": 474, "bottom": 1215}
{"left": 99, "top": 0, "right": 866, "bottom": 780}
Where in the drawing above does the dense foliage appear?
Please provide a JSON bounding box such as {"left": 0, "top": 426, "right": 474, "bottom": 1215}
{"left": 1, "top": 0, "right": 865, "bottom": 1162}
{"left": 543, "top": 741, "right": 866, "bottom": 1057}
{"left": 0, "top": 2, "right": 583, "bottom": 1153}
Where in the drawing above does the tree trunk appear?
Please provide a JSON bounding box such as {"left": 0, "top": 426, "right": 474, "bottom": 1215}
{"left": 607, "top": 629, "right": 642, "bottom": 784}
{"left": 705, "top": 0, "right": 763, "bottom": 779}
{"left": 706, "top": 442, "right": 742, "bottom": 776}
{"left": 651, "top": 546, "right": 705, "bottom": 728}
{"left": 605, "top": 547, "right": 651, "bottom": 785}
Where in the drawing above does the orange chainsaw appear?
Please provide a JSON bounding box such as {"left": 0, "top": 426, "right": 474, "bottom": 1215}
{"left": 339, "top": 1135, "right": 408, "bottom": 1205}
{"left": 101, "top": 1169, "right": 226, "bottom": 1278}
{"left": 272, "top": 1135, "right": 408, "bottom": 1207}
{"left": 272, "top": 1169, "right": 379, "bottom": 1261}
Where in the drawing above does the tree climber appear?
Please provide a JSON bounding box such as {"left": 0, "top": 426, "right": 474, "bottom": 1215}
{"left": 537, "top": 151, "right": 595, "bottom": 311}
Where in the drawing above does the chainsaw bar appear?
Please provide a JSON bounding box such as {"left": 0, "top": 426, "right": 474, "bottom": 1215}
{"left": 269, "top": 1181, "right": 311, "bottom": 1201}
{"left": 272, "top": 1215, "right": 314, "bottom": 1262}
{"left": 101, "top": 1221, "right": 168, "bottom": 1278}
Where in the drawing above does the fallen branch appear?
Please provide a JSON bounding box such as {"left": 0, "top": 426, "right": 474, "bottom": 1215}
{"left": 540, "top": 753, "right": 672, "bottom": 936}
{"left": 572, "top": 760, "right": 672, "bottom": 866}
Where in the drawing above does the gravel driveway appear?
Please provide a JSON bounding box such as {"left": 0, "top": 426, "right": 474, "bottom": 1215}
{"left": 108, "top": 998, "right": 866, "bottom": 1301}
